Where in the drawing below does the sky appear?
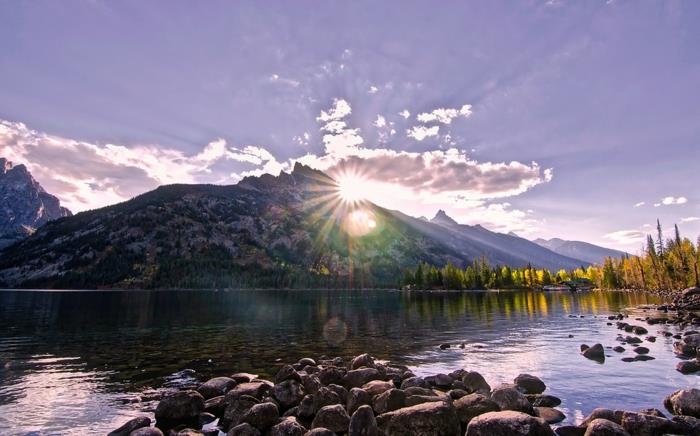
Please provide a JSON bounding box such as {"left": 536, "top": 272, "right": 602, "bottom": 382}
{"left": 0, "top": 0, "right": 698, "bottom": 252}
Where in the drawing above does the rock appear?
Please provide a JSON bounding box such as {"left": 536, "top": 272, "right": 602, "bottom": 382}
{"left": 155, "top": 390, "right": 205, "bottom": 430}
{"left": 362, "top": 380, "right": 394, "bottom": 396}
{"left": 613, "top": 346, "right": 625, "bottom": 353}
{"left": 633, "top": 355, "right": 655, "bottom": 361}
{"left": 272, "top": 380, "right": 305, "bottom": 410}
{"left": 424, "top": 373, "right": 454, "bottom": 388}
{"left": 313, "top": 387, "right": 342, "bottom": 412}
{"left": 221, "top": 395, "right": 260, "bottom": 431}
{"left": 225, "top": 382, "right": 272, "bottom": 403}
{"left": 404, "top": 395, "right": 444, "bottom": 407}
{"left": 676, "top": 360, "right": 700, "bottom": 374}
{"left": 303, "top": 429, "right": 335, "bottom": 436}
{"left": 581, "top": 344, "right": 590, "bottom": 352}
{"left": 318, "top": 367, "right": 345, "bottom": 386}
{"left": 400, "top": 376, "right": 429, "bottom": 390}
{"left": 637, "top": 408, "right": 665, "bottom": 418}
{"left": 303, "top": 376, "right": 322, "bottom": 395}
{"left": 439, "top": 343, "right": 451, "bottom": 349}
{"left": 230, "top": 373, "right": 258, "bottom": 384}
{"left": 297, "top": 395, "right": 315, "bottom": 418}
{"left": 344, "top": 368, "right": 381, "bottom": 389}
{"left": 171, "top": 430, "right": 204, "bottom": 436}
{"left": 671, "top": 415, "right": 700, "bottom": 434}
{"left": 490, "top": 385, "right": 535, "bottom": 415}
{"left": 514, "top": 374, "right": 546, "bottom": 394}
{"left": 682, "top": 287, "right": 700, "bottom": 297}
{"left": 462, "top": 371, "right": 491, "bottom": 395}
{"left": 198, "top": 377, "right": 237, "bottom": 400}
{"left": 372, "top": 388, "right": 406, "bottom": 414}
{"left": 311, "top": 404, "right": 350, "bottom": 434}
{"left": 535, "top": 407, "right": 565, "bottom": 424}
{"left": 327, "top": 384, "right": 348, "bottom": 403}
{"left": 465, "top": 410, "right": 555, "bottom": 435}
{"left": 625, "top": 336, "right": 642, "bottom": 344}
{"left": 581, "top": 408, "right": 622, "bottom": 426}
{"left": 204, "top": 395, "right": 226, "bottom": 416}
{"left": 241, "top": 402, "right": 279, "bottom": 430}
{"left": 632, "top": 326, "right": 648, "bottom": 335}
{"left": 275, "top": 365, "right": 303, "bottom": 384}
{"left": 108, "top": 416, "right": 151, "bottom": 436}
{"left": 350, "top": 353, "right": 375, "bottom": 370}
{"left": 376, "top": 401, "right": 461, "bottom": 436}
{"left": 454, "top": 393, "right": 500, "bottom": 424}
{"left": 620, "top": 411, "right": 679, "bottom": 436}
{"left": 555, "top": 425, "right": 586, "bottom": 436}
{"left": 403, "top": 387, "right": 435, "bottom": 397}
{"left": 582, "top": 344, "right": 605, "bottom": 362}
{"left": 526, "top": 394, "right": 561, "bottom": 407}
{"left": 347, "top": 387, "right": 372, "bottom": 416}
{"left": 298, "top": 358, "right": 316, "bottom": 367}
{"left": 633, "top": 346, "right": 649, "bottom": 354}
{"left": 227, "top": 423, "right": 261, "bottom": 436}
{"left": 129, "top": 428, "right": 164, "bottom": 436}
{"left": 268, "top": 417, "right": 307, "bottom": 436}
{"left": 348, "top": 405, "right": 378, "bottom": 436}
{"left": 583, "top": 418, "right": 629, "bottom": 436}
{"left": 664, "top": 389, "right": 700, "bottom": 418}
{"left": 448, "top": 389, "right": 468, "bottom": 399}
{"left": 198, "top": 412, "right": 216, "bottom": 425}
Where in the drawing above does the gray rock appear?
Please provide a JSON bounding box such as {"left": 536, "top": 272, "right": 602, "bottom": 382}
{"left": 155, "top": 390, "right": 205, "bottom": 430}
{"left": 465, "top": 410, "right": 555, "bottom": 435}
{"left": 109, "top": 416, "right": 151, "bottom": 436}
{"left": 376, "top": 401, "right": 461, "bottom": 436}
{"left": 583, "top": 418, "right": 629, "bottom": 436}
{"left": 372, "top": 388, "right": 406, "bottom": 414}
{"left": 344, "top": 368, "right": 381, "bottom": 389}
{"left": 230, "top": 373, "right": 258, "bottom": 384}
{"left": 404, "top": 395, "right": 444, "bottom": 407}
{"left": 297, "top": 394, "right": 315, "bottom": 418}
{"left": 664, "top": 388, "right": 700, "bottom": 418}
{"left": 581, "top": 408, "right": 622, "bottom": 426}
{"left": 313, "top": 386, "right": 342, "bottom": 412}
{"left": 400, "top": 376, "right": 429, "bottom": 390}
{"left": 225, "top": 382, "right": 272, "bottom": 404}
{"left": 268, "top": 417, "right": 307, "bottom": 436}
{"left": 203, "top": 395, "right": 226, "bottom": 416}
{"left": 462, "top": 371, "right": 491, "bottom": 395}
{"left": 303, "top": 428, "right": 335, "bottom": 436}
{"left": 129, "top": 428, "right": 164, "bottom": 436}
{"left": 311, "top": 404, "right": 350, "bottom": 434}
{"left": 582, "top": 344, "right": 605, "bottom": 362}
{"left": 272, "top": 380, "right": 305, "bottom": 410}
{"left": 275, "top": 365, "right": 303, "bottom": 384}
{"left": 227, "top": 423, "right": 261, "bottom": 436}
{"left": 241, "top": 402, "right": 279, "bottom": 430}
{"left": 490, "top": 385, "right": 535, "bottom": 415}
{"left": 535, "top": 407, "right": 565, "bottom": 424}
{"left": 198, "top": 377, "right": 237, "bottom": 399}
{"left": 454, "top": 393, "right": 500, "bottom": 424}
{"left": 221, "top": 395, "right": 260, "bottom": 431}
{"left": 318, "top": 367, "right": 345, "bottom": 386}
{"left": 327, "top": 384, "right": 348, "bottom": 403}
{"left": 620, "top": 411, "right": 679, "bottom": 436}
{"left": 347, "top": 387, "right": 372, "bottom": 416}
{"left": 362, "top": 380, "right": 394, "bottom": 396}
{"left": 514, "top": 374, "right": 546, "bottom": 394}
{"left": 526, "top": 394, "right": 561, "bottom": 407}
{"left": 349, "top": 405, "right": 378, "bottom": 436}
{"left": 350, "top": 353, "right": 376, "bottom": 370}
{"left": 676, "top": 360, "right": 700, "bottom": 374}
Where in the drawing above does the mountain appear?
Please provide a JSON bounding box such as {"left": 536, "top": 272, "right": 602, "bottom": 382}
{"left": 0, "top": 164, "right": 587, "bottom": 289}
{"left": 0, "top": 158, "right": 71, "bottom": 248}
{"left": 423, "top": 210, "right": 587, "bottom": 271}
{"left": 532, "top": 237, "right": 628, "bottom": 265}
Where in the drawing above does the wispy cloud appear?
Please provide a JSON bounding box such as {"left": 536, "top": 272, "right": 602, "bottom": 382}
{"left": 416, "top": 104, "right": 472, "bottom": 125}
{"left": 406, "top": 125, "right": 439, "bottom": 141}
{"left": 633, "top": 201, "right": 645, "bottom": 208}
{"left": 653, "top": 196, "right": 687, "bottom": 207}
{"left": 681, "top": 216, "right": 699, "bottom": 223}
{"left": 604, "top": 229, "right": 646, "bottom": 245}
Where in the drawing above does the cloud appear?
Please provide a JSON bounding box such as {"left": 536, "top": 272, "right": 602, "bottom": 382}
{"left": 604, "top": 230, "right": 646, "bottom": 245}
{"left": 398, "top": 110, "right": 411, "bottom": 119}
{"left": 269, "top": 73, "right": 300, "bottom": 87}
{"left": 373, "top": 115, "right": 386, "bottom": 128}
{"left": 654, "top": 196, "right": 687, "bottom": 207}
{"left": 416, "top": 104, "right": 472, "bottom": 125}
{"left": 368, "top": 85, "right": 378, "bottom": 94}
{"left": 681, "top": 217, "right": 699, "bottom": 223}
{"left": 453, "top": 202, "right": 541, "bottom": 236}
{"left": 406, "top": 125, "right": 439, "bottom": 141}
{"left": 634, "top": 201, "right": 645, "bottom": 208}
{"left": 316, "top": 98, "right": 352, "bottom": 122}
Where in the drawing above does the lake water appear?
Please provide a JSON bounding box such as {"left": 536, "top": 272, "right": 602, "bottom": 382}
{"left": 1, "top": 289, "right": 698, "bottom": 435}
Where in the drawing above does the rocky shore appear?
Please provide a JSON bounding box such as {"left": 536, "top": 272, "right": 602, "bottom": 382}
{"left": 107, "top": 350, "right": 700, "bottom": 436}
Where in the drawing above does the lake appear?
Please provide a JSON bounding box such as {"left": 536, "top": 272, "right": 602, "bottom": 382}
{"left": 0, "top": 289, "right": 698, "bottom": 435}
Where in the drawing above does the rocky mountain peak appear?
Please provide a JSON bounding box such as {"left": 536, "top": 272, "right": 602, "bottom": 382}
{"left": 431, "top": 209, "right": 459, "bottom": 226}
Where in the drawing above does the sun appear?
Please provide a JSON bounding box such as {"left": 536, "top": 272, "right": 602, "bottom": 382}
{"left": 336, "top": 172, "right": 369, "bottom": 204}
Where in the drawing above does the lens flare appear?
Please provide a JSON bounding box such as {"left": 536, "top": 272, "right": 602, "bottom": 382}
{"left": 335, "top": 171, "right": 369, "bottom": 204}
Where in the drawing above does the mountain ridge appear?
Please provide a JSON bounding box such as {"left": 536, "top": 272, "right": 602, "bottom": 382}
{"left": 532, "top": 237, "right": 628, "bottom": 265}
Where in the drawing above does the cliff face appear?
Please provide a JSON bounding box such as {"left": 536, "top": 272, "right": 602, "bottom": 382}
{"left": 0, "top": 158, "right": 72, "bottom": 248}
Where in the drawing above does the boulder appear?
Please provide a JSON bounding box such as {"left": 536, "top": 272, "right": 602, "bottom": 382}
{"left": 465, "top": 410, "right": 555, "bottom": 435}
{"left": 241, "top": 402, "right": 279, "bottom": 430}
{"left": 362, "top": 380, "right": 395, "bottom": 396}
{"left": 272, "top": 380, "right": 305, "bottom": 410}
{"left": 225, "top": 382, "right": 272, "bottom": 403}
{"left": 535, "top": 407, "right": 564, "bottom": 424}
{"left": 155, "top": 390, "right": 205, "bottom": 430}
{"left": 221, "top": 395, "right": 260, "bottom": 431}
{"left": 227, "top": 423, "right": 261, "bottom": 436}
{"left": 671, "top": 415, "right": 700, "bottom": 434}
{"left": 582, "top": 344, "right": 605, "bottom": 362}
{"left": 108, "top": 416, "right": 151, "bottom": 436}
{"left": 311, "top": 404, "right": 350, "bottom": 434}
{"left": 313, "top": 387, "right": 342, "bottom": 412}
{"left": 462, "top": 371, "right": 491, "bottom": 395}
{"left": 490, "top": 385, "right": 535, "bottom": 415}
{"left": 297, "top": 394, "right": 315, "bottom": 418}
{"left": 350, "top": 353, "right": 375, "bottom": 370}
{"left": 318, "top": 367, "right": 345, "bottom": 386}
{"left": 347, "top": 387, "right": 372, "bottom": 416}
{"left": 526, "top": 394, "right": 561, "bottom": 407}
{"left": 514, "top": 374, "right": 546, "bottom": 394}
{"left": 344, "top": 368, "right": 381, "bottom": 389}
{"left": 327, "top": 384, "right": 348, "bottom": 403}
{"left": 372, "top": 388, "right": 406, "bottom": 414}
{"left": 231, "top": 373, "right": 258, "bottom": 384}
{"left": 198, "top": 377, "right": 237, "bottom": 399}
{"left": 581, "top": 408, "right": 622, "bottom": 426}
{"left": 268, "top": 417, "right": 307, "bottom": 436}
{"left": 275, "top": 365, "right": 303, "bottom": 384}
{"left": 664, "top": 389, "right": 700, "bottom": 418}
{"left": 424, "top": 373, "right": 454, "bottom": 388}
{"left": 620, "top": 411, "right": 679, "bottom": 436}
{"left": 129, "top": 428, "right": 164, "bottom": 436}
{"left": 454, "top": 393, "right": 500, "bottom": 424}
{"left": 298, "top": 358, "right": 316, "bottom": 367}
{"left": 404, "top": 395, "right": 445, "bottom": 407}
{"left": 348, "top": 405, "right": 378, "bottom": 436}
{"left": 303, "top": 429, "right": 335, "bottom": 436}
{"left": 376, "top": 401, "right": 461, "bottom": 436}
{"left": 583, "top": 418, "right": 629, "bottom": 436}
{"left": 676, "top": 360, "right": 700, "bottom": 374}
{"left": 204, "top": 395, "right": 226, "bottom": 417}
{"left": 400, "top": 376, "right": 429, "bottom": 390}
{"left": 303, "top": 376, "right": 322, "bottom": 395}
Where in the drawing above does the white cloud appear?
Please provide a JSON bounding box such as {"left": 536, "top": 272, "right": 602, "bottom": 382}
{"left": 604, "top": 230, "right": 646, "bottom": 245}
{"left": 681, "top": 217, "right": 699, "bottom": 223}
{"left": 634, "top": 201, "right": 645, "bottom": 208}
{"left": 654, "top": 196, "right": 687, "bottom": 207}
{"left": 373, "top": 115, "right": 386, "bottom": 128}
{"left": 269, "top": 73, "right": 300, "bottom": 87}
{"left": 398, "top": 110, "right": 411, "bottom": 119}
{"left": 406, "top": 125, "right": 439, "bottom": 141}
{"left": 368, "top": 85, "right": 378, "bottom": 94}
{"left": 316, "top": 98, "right": 352, "bottom": 122}
{"left": 416, "top": 104, "right": 472, "bottom": 125}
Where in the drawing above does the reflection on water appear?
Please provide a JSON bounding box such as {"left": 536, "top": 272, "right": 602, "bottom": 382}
{"left": 0, "top": 289, "right": 697, "bottom": 435}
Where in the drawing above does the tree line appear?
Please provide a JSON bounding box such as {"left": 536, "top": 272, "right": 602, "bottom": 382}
{"left": 402, "top": 220, "right": 700, "bottom": 291}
